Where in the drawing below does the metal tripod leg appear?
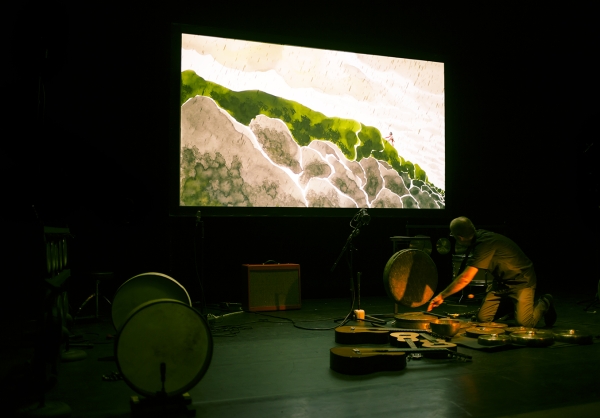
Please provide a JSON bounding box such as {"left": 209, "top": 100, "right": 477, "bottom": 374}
{"left": 76, "top": 279, "right": 112, "bottom": 320}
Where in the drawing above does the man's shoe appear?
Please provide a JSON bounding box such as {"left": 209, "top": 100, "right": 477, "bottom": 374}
{"left": 541, "top": 294, "right": 557, "bottom": 327}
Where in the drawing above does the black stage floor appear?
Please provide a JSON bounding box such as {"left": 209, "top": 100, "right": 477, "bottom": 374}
{"left": 3, "top": 292, "right": 600, "bottom": 418}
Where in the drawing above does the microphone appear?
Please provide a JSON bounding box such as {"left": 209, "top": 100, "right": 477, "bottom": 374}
{"left": 360, "top": 208, "right": 371, "bottom": 225}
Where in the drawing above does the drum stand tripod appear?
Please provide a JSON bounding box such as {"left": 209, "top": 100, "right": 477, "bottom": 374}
{"left": 331, "top": 210, "right": 386, "bottom": 325}
{"left": 75, "top": 272, "right": 113, "bottom": 320}
{"left": 129, "top": 363, "right": 195, "bottom": 417}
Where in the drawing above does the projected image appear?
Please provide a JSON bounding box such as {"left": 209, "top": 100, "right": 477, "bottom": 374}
{"left": 180, "top": 33, "right": 445, "bottom": 209}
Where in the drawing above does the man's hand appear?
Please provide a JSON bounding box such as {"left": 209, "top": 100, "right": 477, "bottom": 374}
{"left": 427, "top": 294, "right": 444, "bottom": 311}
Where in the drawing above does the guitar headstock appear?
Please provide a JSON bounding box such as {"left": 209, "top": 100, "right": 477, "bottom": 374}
{"left": 420, "top": 339, "right": 456, "bottom": 349}
{"left": 389, "top": 332, "right": 421, "bottom": 340}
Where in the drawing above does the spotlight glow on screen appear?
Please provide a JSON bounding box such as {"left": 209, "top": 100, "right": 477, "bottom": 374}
{"left": 180, "top": 33, "right": 444, "bottom": 210}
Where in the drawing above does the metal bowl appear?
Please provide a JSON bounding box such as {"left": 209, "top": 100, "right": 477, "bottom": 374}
{"left": 510, "top": 330, "right": 555, "bottom": 347}
{"left": 504, "top": 326, "right": 537, "bottom": 334}
{"left": 478, "top": 333, "right": 512, "bottom": 346}
{"left": 430, "top": 319, "right": 462, "bottom": 338}
{"left": 553, "top": 329, "right": 593, "bottom": 345}
{"left": 393, "top": 313, "right": 438, "bottom": 330}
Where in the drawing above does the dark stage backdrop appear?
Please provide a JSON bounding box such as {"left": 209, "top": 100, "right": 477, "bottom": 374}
{"left": 6, "top": 3, "right": 597, "bottom": 307}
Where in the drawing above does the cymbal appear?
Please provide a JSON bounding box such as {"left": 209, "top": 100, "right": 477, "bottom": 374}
{"left": 553, "top": 329, "right": 593, "bottom": 345}
{"left": 478, "top": 334, "right": 512, "bottom": 346}
{"left": 504, "top": 326, "right": 537, "bottom": 334}
{"left": 436, "top": 237, "right": 451, "bottom": 255}
{"left": 465, "top": 327, "right": 506, "bottom": 338}
{"left": 510, "top": 330, "right": 554, "bottom": 347}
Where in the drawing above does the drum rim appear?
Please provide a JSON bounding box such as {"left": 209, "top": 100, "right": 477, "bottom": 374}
{"left": 115, "top": 298, "right": 213, "bottom": 398}
{"left": 114, "top": 272, "right": 191, "bottom": 301}
{"left": 383, "top": 248, "right": 438, "bottom": 307}
{"left": 112, "top": 272, "right": 192, "bottom": 331}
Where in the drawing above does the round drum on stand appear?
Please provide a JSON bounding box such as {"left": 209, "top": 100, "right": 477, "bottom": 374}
{"left": 116, "top": 299, "right": 213, "bottom": 398}
{"left": 383, "top": 249, "right": 438, "bottom": 308}
{"left": 112, "top": 272, "right": 191, "bottom": 332}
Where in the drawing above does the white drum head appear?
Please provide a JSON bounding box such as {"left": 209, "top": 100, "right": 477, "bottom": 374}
{"left": 112, "top": 272, "right": 191, "bottom": 332}
{"left": 116, "top": 299, "right": 213, "bottom": 397}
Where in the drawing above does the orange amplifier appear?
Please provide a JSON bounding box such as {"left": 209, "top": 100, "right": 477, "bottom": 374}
{"left": 242, "top": 264, "right": 301, "bottom": 312}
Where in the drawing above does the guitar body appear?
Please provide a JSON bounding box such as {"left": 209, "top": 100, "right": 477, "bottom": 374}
{"left": 332, "top": 328, "right": 471, "bottom": 373}
{"left": 330, "top": 347, "right": 408, "bottom": 375}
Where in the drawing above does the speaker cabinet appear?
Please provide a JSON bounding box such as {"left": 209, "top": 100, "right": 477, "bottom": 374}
{"left": 242, "top": 264, "right": 301, "bottom": 312}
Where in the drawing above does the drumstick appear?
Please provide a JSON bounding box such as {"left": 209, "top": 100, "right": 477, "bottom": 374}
{"left": 420, "top": 311, "right": 449, "bottom": 318}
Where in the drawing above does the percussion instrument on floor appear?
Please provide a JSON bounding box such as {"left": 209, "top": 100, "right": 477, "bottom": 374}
{"left": 430, "top": 319, "right": 462, "bottom": 337}
{"left": 478, "top": 334, "right": 512, "bottom": 346}
{"left": 383, "top": 249, "right": 438, "bottom": 308}
{"left": 476, "top": 322, "right": 508, "bottom": 328}
{"left": 116, "top": 299, "right": 213, "bottom": 398}
{"left": 504, "top": 326, "right": 537, "bottom": 334}
{"left": 552, "top": 329, "right": 593, "bottom": 345}
{"left": 510, "top": 330, "right": 555, "bottom": 347}
{"left": 465, "top": 327, "right": 506, "bottom": 338}
{"left": 393, "top": 312, "right": 438, "bottom": 330}
{"left": 112, "top": 272, "right": 191, "bottom": 332}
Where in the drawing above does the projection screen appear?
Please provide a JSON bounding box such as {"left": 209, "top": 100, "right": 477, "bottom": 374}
{"left": 179, "top": 31, "right": 445, "bottom": 211}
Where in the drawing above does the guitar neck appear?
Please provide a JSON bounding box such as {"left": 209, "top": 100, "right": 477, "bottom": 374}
{"left": 372, "top": 348, "right": 472, "bottom": 361}
{"left": 356, "top": 327, "right": 432, "bottom": 333}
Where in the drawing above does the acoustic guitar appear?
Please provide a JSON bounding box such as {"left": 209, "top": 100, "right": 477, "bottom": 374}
{"left": 330, "top": 347, "right": 408, "bottom": 375}
{"left": 389, "top": 332, "right": 459, "bottom": 359}
{"left": 330, "top": 346, "right": 472, "bottom": 375}
{"left": 335, "top": 326, "right": 432, "bottom": 345}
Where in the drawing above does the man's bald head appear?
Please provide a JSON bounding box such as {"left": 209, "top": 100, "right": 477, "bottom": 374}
{"left": 450, "top": 217, "right": 476, "bottom": 242}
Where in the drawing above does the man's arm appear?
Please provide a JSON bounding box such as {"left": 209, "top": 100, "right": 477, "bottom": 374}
{"left": 427, "top": 266, "right": 479, "bottom": 311}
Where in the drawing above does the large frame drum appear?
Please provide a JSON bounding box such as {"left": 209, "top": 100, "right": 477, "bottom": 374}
{"left": 115, "top": 299, "right": 213, "bottom": 397}
{"left": 383, "top": 249, "right": 438, "bottom": 308}
{"left": 112, "top": 272, "right": 191, "bottom": 332}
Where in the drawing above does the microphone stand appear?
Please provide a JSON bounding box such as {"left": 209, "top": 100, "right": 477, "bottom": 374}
{"left": 331, "top": 209, "right": 386, "bottom": 325}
